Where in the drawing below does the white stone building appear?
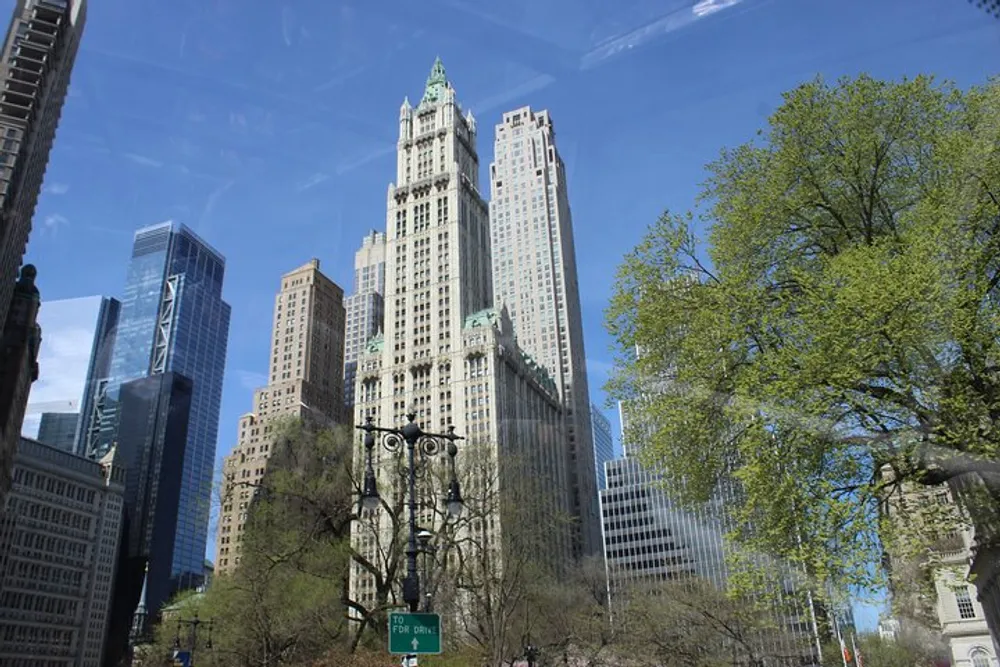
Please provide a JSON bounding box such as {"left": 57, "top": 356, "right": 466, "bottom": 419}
{"left": 349, "top": 59, "right": 573, "bottom": 610}
{"left": 933, "top": 530, "right": 997, "bottom": 667}
{"left": 488, "top": 107, "right": 600, "bottom": 557}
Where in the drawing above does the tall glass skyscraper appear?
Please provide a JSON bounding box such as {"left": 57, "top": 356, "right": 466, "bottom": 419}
{"left": 86, "top": 221, "right": 230, "bottom": 584}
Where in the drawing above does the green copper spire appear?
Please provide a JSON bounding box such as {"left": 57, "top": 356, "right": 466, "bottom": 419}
{"left": 421, "top": 56, "right": 448, "bottom": 105}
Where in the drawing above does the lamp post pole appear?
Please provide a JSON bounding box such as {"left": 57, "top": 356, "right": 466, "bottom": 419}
{"left": 357, "top": 413, "right": 464, "bottom": 613}
{"left": 173, "top": 614, "right": 213, "bottom": 666}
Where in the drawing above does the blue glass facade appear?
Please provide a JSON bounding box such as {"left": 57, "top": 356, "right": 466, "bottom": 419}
{"left": 96, "top": 222, "right": 230, "bottom": 584}
{"left": 590, "top": 403, "right": 614, "bottom": 490}
{"left": 75, "top": 295, "right": 119, "bottom": 456}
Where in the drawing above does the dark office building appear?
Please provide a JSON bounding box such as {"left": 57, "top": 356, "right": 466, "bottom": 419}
{"left": 103, "top": 372, "right": 192, "bottom": 666}
{"left": 36, "top": 410, "right": 77, "bottom": 451}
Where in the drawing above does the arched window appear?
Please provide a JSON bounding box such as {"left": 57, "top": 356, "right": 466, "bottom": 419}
{"left": 970, "top": 648, "right": 991, "bottom": 667}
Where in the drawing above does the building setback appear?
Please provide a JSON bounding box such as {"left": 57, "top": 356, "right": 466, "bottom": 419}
{"left": 350, "top": 60, "right": 573, "bottom": 609}
{"left": 488, "top": 107, "right": 599, "bottom": 557}
{"left": 343, "top": 231, "right": 386, "bottom": 416}
{"left": 0, "top": 436, "right": 124, "bottom": 666}
{"left": 216, "top": 259, "right": 345, "bottom": 576}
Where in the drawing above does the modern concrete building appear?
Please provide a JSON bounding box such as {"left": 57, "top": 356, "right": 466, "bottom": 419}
{"left": 488, "top": 106, "right": 599, "bottom": 557}
{"left": 349, "top": 60, "right": 573, "bottom": 609}
{"left": 0, "top": 265, "right": 40, "bottom": 512}
{"left": 37, "top": 410, "right": 77, "bottom": 451}
{"left": 216, "top": 259, "right": 346, "bottom": 576}
{"left": 0, "top": 0, "right": 86, "bottom": 340}
{"left": 591, "top": 403, "right": 613, "bottom": 491}
{"left": 0, "top": 436, "right": 124, "bottom": 666}
{"left": 604, "top": 400, "right": 823, "bottom": 663}
{"left": 343, "top": 231, "right": 386, "bottom": 415}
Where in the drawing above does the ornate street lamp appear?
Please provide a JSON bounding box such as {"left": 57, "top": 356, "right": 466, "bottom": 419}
{"left": 357, "top": 413, "right": 464, "bottom": 612}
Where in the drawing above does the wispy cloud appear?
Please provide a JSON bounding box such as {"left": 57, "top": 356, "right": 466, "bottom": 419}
{"left": 580, "top": 0, "right": 749, "bottom": 70}
{"left": 123, "top": 153, "right": 164, "bottom": 168}
{"left": 693, "top": 0, "right": 742, "bottom": 17}
{"left": 42, "top": 213, "right": 69, "bottom": 235}
{"left": 281, "top": 6, "right": 295, "bottom": 47}
{"left": 472, "top": 74, "right": 557, "bottom": 115}
{"left": 335, "top": 145, "right": 396, "bottom": 176}
{"left": 234, "top": 370, "right": 267, "bottom": 391}
{"left": 296, "top": 172, "right": 330, "bottom": 192}
{"left": 44, "top": 182, "right": 69, "bottom": 195}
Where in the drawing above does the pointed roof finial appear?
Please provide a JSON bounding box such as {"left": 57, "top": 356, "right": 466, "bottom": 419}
{"left": 421, "top": 56, "right": 448, "bottom": 105}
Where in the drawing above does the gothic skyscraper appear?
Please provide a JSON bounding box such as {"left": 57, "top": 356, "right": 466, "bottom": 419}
{"left": 350, "top": 60, "right": 572, "bottom": 606}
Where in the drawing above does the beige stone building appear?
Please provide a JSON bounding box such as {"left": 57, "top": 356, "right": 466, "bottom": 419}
{"left": 488, "top": 106, "right": 599, "bottom": 557}
{"left": 215, "top": 260, "right": 345, "bottom": 575}
{"left": 349, "top": 59, "right": 572, "bottom": 611}
{"left": 0, "top": 436, "right": 124, "bottom": 667}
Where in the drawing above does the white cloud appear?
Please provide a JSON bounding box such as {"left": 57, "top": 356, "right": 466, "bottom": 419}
{"left": 43, "top": 213, "right": 69, "bottom": 234}
{"left": 23, "top": 296, "right": 104, "bottom": 438}
{"left": 124, "top": 153, "right": 164, "bottom": 168}
{"left": 234, "top": 370, "right": 267, "bottom": 391}
{"left": 45, "top": 182, "right": 69, "bottom": 195}
{"left": 693, "top": 0, "right": 742, "bottom": 18}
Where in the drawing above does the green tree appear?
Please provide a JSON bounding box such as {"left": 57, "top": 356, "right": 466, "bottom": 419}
{"left": 606, "top": 74, "right": 1000, "bottom": 602}
{"left": 819, "top": 633, "right": 947, "bottom": 667}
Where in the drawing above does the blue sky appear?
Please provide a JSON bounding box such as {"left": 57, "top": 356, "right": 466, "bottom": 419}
{"left": 14, "top": 0, "right": 1000, "bottom": 630}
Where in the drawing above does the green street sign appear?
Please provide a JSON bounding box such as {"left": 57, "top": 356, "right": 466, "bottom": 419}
{"left": 388, "top": 612, "right": 442, "bottom": 655}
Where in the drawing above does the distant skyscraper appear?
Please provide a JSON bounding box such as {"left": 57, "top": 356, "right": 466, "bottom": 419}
{"left": 0, "top": 0, "right": 86, "bottom": 340}
{"left": 79, "top": 222, "right": 230, "bottom": 607}
{"left": 75, "top": 296, "right": 120, "bottom": 456}
{"left": 37, "top": 410, "right": 76, "bottom": 450}
{"left": 488, "top": 106, "right": 599, "bottom": 557}
{"left": 350, "top": 61, "right": 573, "bottom": 609}
{"left": 0, "top": 436, "right": 123, "bottom": 666}
{"left": 590, "top": 403, "right": 613, "bottom": 490}
{"left": 217, "top": 259, "right": 345, "bottom": 576}
{"left": 343, "top": 231, "right": 386, "bottom": 413}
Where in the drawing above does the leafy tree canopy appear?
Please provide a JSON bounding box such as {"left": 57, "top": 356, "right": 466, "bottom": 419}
{"left": 606, "top": 74, "right": 1000, "bottom": 597}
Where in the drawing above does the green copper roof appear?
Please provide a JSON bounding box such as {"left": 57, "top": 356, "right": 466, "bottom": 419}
{"left": 463, "top": 307, "right": 500, "bottom": 329}
{"left": 421, "top": 56, "right": 448, "bottom": 105}
{"left": 365, "top": 331, "right": 384, "bottom": 354}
